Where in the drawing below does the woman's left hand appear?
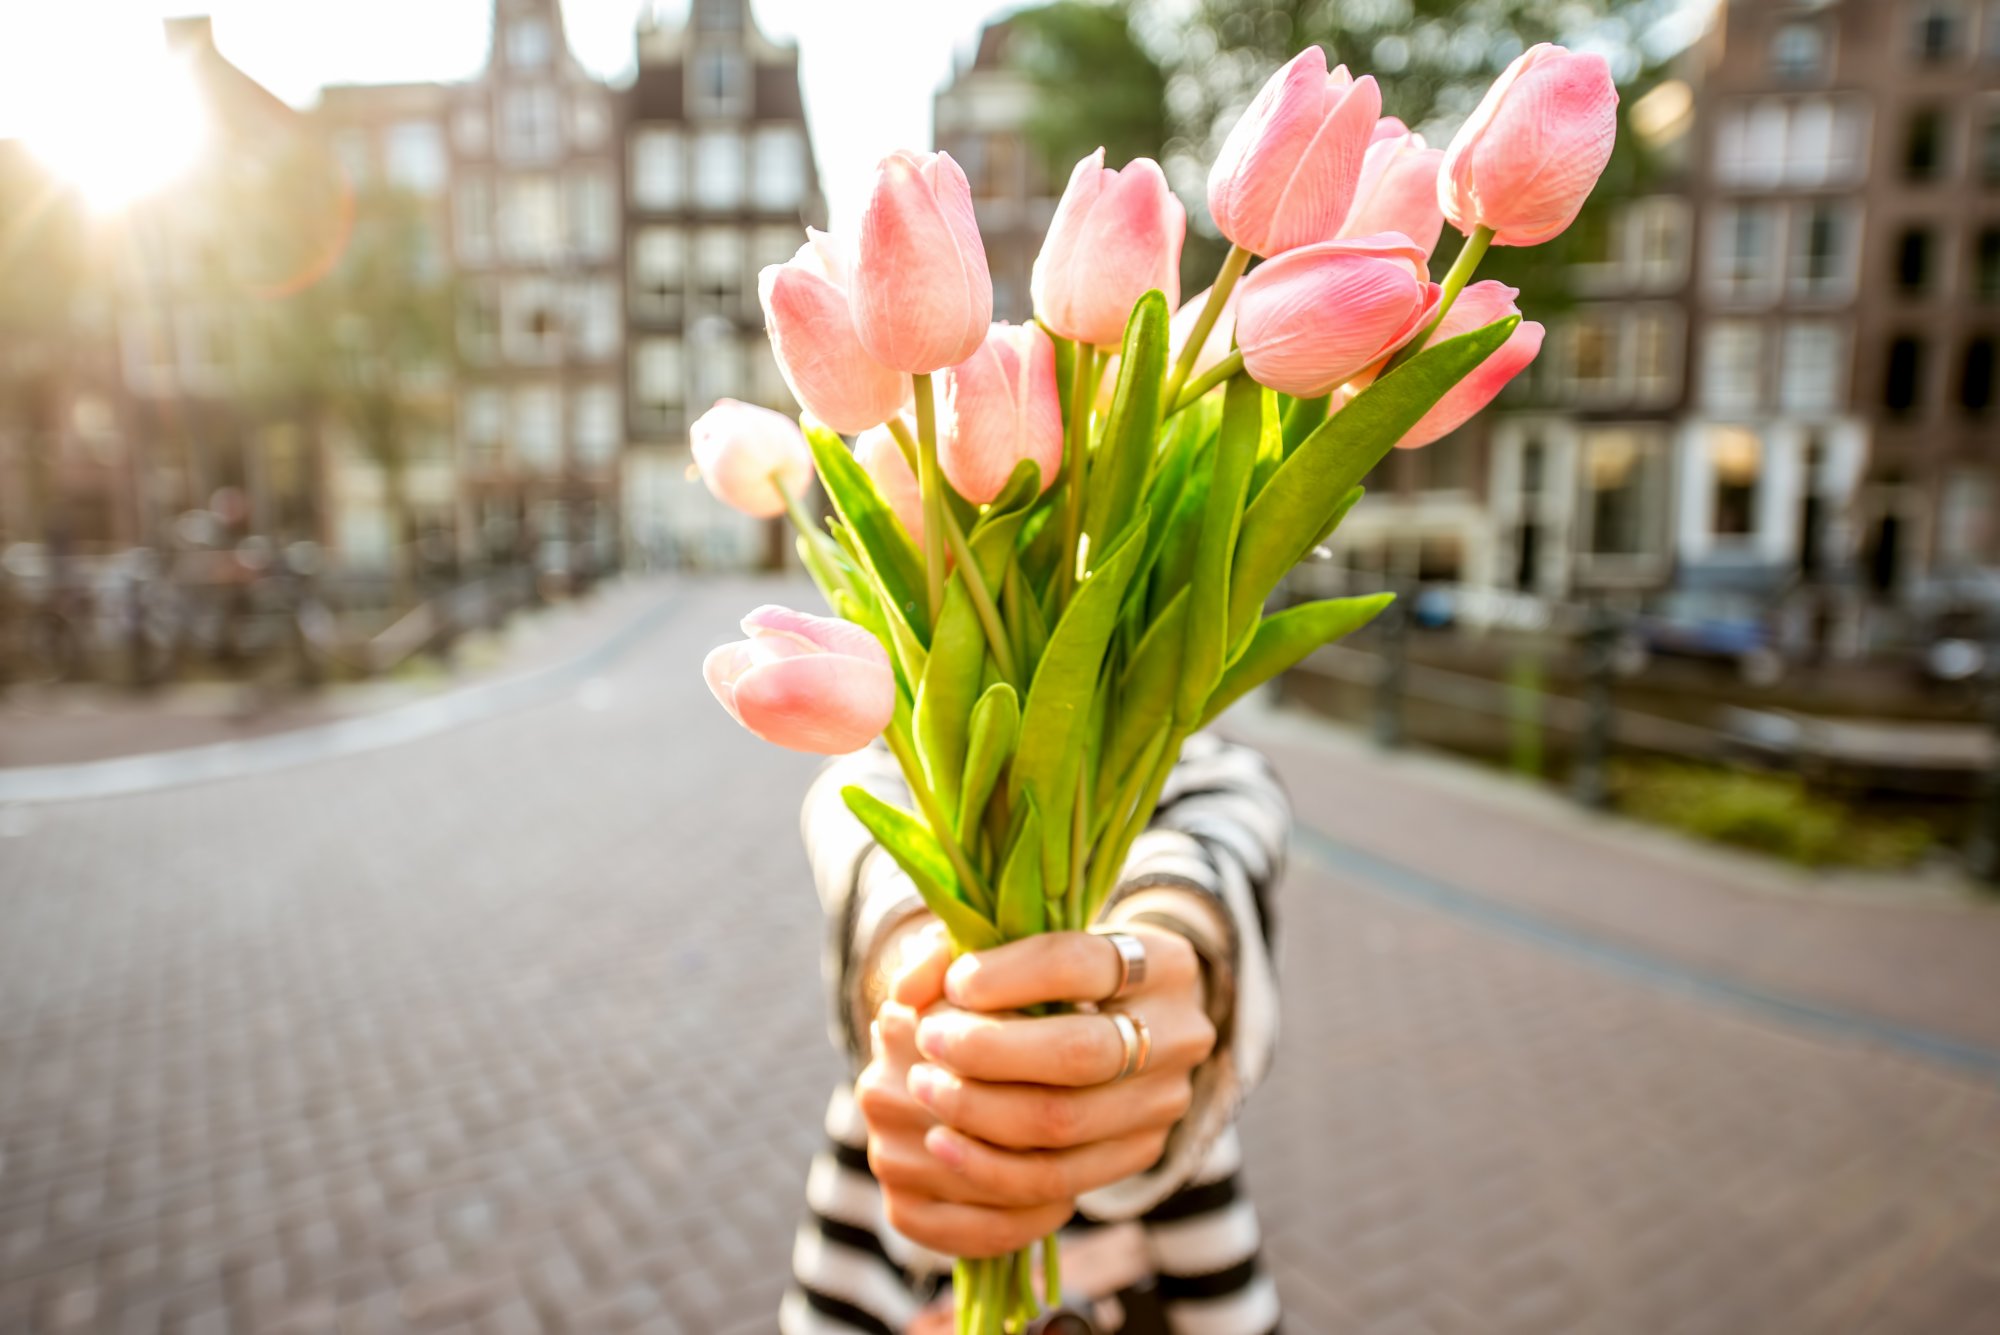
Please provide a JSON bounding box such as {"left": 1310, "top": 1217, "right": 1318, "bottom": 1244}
{"left": 893, "top": 928, "right": 1217, "bottom": 1207}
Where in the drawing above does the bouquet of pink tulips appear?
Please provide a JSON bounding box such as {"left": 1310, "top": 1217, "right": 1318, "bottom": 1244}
{"left": 699, "top": 42, "right": 1615, "bottom": 1333}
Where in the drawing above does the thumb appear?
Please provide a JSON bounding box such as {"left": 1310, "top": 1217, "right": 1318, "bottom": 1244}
{"left": 889, "top": 919, "right": 952, "bottom": 1008}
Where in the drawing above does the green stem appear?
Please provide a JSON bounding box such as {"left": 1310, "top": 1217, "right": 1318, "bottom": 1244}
{"left": 1387, "top": 223, "right": 1494, "bottom": 374}
{"left": 938, "top": 505, "right": 1020, "bottom": 684}
{"left": 1043, "top": 1232, "right": 1062, "bottom": 1311}
{"left": 1084, "top": 727, "right": 1170, "bottom": 913}
{"left": 954, "top": 1260, "right": 972, "bottom": 1335}
{"left": 771, "top": 473, "right": 850, "bottom": 605}
{"left": 885, "top": 413, "right": 920, "bottom": 474}
{"left": 1167, "top": 348, "right": 1243, "bottom": 417}
{"left": 1163, "top": 242, "right": 1251, "bottom": 407}
{"left": 1056, "top": 345, "right": 1098, "bottom": 611}
{"left": 1067, "top": 763, "right": 1089, "bottom": 932}
{"left": 913, "top": 372, "right": 947, "bottom": 625}
{"left": 1086, "top": 727, "right": 1183, "bottom": 925}
{"left": 885, "top": 726, "right": 996, "bottom": 918}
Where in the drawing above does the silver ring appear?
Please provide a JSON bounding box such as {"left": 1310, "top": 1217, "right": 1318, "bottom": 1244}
{"left": 1106, "top": 1011, "right": 1152, "bottom": 1083}
{"left": 1092, "top": 930, "right": 1148, "bottom": 1002}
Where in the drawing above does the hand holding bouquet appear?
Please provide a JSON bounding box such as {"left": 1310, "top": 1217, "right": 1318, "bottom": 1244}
{"left": 700, "top": 42, "right": 1616, "bottom": 1333}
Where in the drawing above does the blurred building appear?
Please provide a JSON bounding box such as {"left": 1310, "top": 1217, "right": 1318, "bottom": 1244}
{"left": 1683, "top": 0, "right": 2000, "bottom": 650}
{"left": 0, "top": 17, "right": 345, "bottom": 563}
{"left": 934, "top": 18, "right": 1061, "bottom": 323}
{"left": 321, "top": 0, "right": 626, "bottom": 583}
{"left": 619, "top": 0, "right": 826, "bottom": 569}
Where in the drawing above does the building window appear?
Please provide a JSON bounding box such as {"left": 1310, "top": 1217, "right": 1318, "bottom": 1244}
{"left": 1912, "top": 1, "right": 1966, "bottom": 61}
{"left": 698, "top": 0, "right": 742, "bottom": 29}
{"left": 574, "top": 383, "right": 622, "bottom": 465}
{"left": 694, "top": 228, "right": 746, "bottom": 310}
{"left": 1630, "top": 198, "right": 1688, "bottom": 287}
{"left": 632, "top": 336, "right": 685, "bottom": 430}
{"left": 691, "top": 47, "right": 749, "bottom": 118}
{"left": 1706, "top": 426, "right": 1762, "bottom": 539}
{"left": 1904, "top": 107, "right": 1949, "bottom": 181}
{"left": 1895, "top": 226, "right": 1937, "bottom": 293}
{"left": 1884, "top": 335, "right": 1926, "bottom": 413}
{"left": 1582, "top": 428, "right": 1666, "bottom": 559}
{"left": 502, "top": 277, "right": 564, "bottom": 364}
{"left": 570, "top": 279, "right": 621, "bottom": 361}
{"left": 498, "top": 174, "right": 562, "bottom": 260}
{"left": 1964, "top": 336, "right": 1997, "bottom": 414}
{"left": 752, "top": 340, "right": 791, "bottom": 409}
{"left": 630, "top": 226, "right": 686, "bottom": 320}
{"left": 753, "top": 224, "right": 800, "bottom": 274}
{"left": 631, "top": 126, "right": 684, "bottom": 210}
{"left": 506, "top": 17, "right": 551, "bottom": 69}
{"left": 385, "top": 121, "right": 446, "bottom": 194}
{"left": 1632, "top": 308, "right": 1680, "bottom": 402}
{"left": 1790, "top": 202, "right": 1853, "bottom": 298}
{"left": 565, "top": 167, "right": 616, "bottom": 259}
{"left": 455, "top": 175, "right": 494, "bottom": 264}
{"left": 1563, "top": 312, "right": 1620, "bottom": 399}
{"left": 694, "top": 128, "right": 744, "bottom": 209}
{"left": 460, "top": 285, "right": 501, "bottom": 365}
{"left": 501, "top": 85, "right": 561, "bottom": 161}
{"left": 1781, "top": 322, "right": 1846, "bottom": 412}
{"left": 752, "top": 125, "right": 805, "bottom": 211}
{"left": 1978, "top": 228, "right": 2000, "bottom": 298}
{"left": 1981, "top": 108, "right": 2000, "bottom": 184}
{"left": 513, "top": 385, "right": 562, "bottom": 470}
{"left": 1772, "top": 22, "right": 1827, "bottom": 80}
{"left": 1710, "top": 203, "right": 1778, "bottom": 301}
{"left": 463, "top": 387, "right": 506, "bottom": 466}
{"left": 1702, "top": 320, "right": 1766, "bottom": 412}
{"left": 691, "top": 316, "right": 746, "bottom": 405}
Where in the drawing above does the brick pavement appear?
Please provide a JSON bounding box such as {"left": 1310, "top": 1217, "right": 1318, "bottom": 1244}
{"left": 2, "top": 576, "right": 1998, "bottom": 1334}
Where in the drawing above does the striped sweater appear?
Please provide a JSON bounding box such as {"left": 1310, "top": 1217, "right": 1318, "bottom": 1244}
{"left": 784, "top": 733, "right": 1289, "bottom": 1334}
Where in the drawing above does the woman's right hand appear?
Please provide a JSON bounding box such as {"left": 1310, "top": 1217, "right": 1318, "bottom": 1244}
{"left": 855, "top": 925, "right": 1076, "bottom": 1259}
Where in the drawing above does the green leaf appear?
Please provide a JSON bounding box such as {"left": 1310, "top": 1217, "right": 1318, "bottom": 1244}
{"left": 1280, "top": 393, "right": 1330, "bottom": 456}
{"left": 995, "top": 796, "right": 1045, "bottom": 942}
{"left": 842, "top": 785, "right": 1002, "bottom": 952}
{"left": 1083, "top": 290, "right": 1168, "bottom": 556}
{"left": 805, "top": 422, "right": 931, "bottom": 647}
{"left": 1198, "top": 593, "right": 1394, "bottom": 728}
{"left": 1246, "top": 383, "right": 1286, "bottom": 504}
{"left": 1226, "top": 316, "right": 1517, "bottom": 647}
{"left": 1176, "top": 374, "right": 1264, "bottom": 725}
{"left": 1009, "top": 512, "right": 1150, "bottom": 892}
{"left": 1107, "top": 587, "right": 1187, "bottom": 780}
{"left": 957, "top": 682, "right": 1020, "bottom": 850}
{"left": 1004, "top": 561, "right": 1049, "bottom": 679}
{"left": 1146, "top": 431, "right": 1212, "bottom": 624}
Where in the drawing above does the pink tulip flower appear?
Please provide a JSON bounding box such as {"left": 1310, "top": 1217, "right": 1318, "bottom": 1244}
{"left": 1098, "top": 281, "right": 1240, "bottom": 412}
{"left": 1440, "top": 43, "right": 1619, "bottom": 247}
{"left": 1339, "top": 131, "right": 1446, "bottom": 257}
{"left": 1207, "top": 47, "right": 1382, "bottom": 257}
{"left": 1031, "top": 150, "right": 1186, "bottom": 348}
{"left": 1235, "top": 233, "right": 1441, "bottom": 398}
{"left": 1370, "top": 116, "right": 1410, "bottom": 144}
{"left": 689, "top": 399, "right": 813, "bottom": 519}
{"left": 759, "top": 230, "right": 908, "bottom": 435}
{"left": 855, "top": 421, "right": 924, "bottom": 545}
{"left": 852, "top": 150, "right": 993, "bottom": 373}
{"left": 939, "top": 323, "right": 1064, "bottom": 504}
{"left": 1397, "top": 281, "right": 1544, "bottom": 448}
{"left": 704, "top": 605, "right": 896, "bottom": 755}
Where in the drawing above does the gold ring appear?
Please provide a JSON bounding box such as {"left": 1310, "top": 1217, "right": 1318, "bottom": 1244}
{"left": 1106, "top": 1010, "right": 1152, "bottom": 1083}
{"left": 1091, "top": 929, "right": 1148, "bottom": 1002}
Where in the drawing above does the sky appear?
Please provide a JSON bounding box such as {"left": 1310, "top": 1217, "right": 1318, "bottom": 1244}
{"left": 0, "top": 0, "right": 1028, "bottom": 230}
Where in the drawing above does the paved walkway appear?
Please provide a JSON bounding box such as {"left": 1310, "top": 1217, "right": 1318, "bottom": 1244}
{"left": 2, "top": 577, "right": 1998, "bottom": 1334}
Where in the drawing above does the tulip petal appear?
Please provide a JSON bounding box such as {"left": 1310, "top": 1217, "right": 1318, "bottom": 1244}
{"left": 741, "top": 604, "right": 890, "bottom": 666}
{"left": 731, "top": 652, "right": 897, "bottom": 754}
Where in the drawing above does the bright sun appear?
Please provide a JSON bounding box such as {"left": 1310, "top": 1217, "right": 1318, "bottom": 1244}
{"left": 6, "top": 11, "right": 209, "bottom": 212}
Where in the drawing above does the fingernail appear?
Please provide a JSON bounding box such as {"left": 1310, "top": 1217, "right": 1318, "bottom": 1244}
{"left": 915, "top": 1017, "right": 953, "bottom": 1062}
{"left": 906, "top": 1063, "right": 941, "bottom": 1106}
{"left": 924, "top": 1126, "right": 965, "bottom": 1170}
{"left": 944, "top": 955, "right": 980, "bottom": 1005}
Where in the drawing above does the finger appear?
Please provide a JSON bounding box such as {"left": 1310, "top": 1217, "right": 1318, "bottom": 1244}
{"left": 866, "top": 1131, "right": 1036, "bottom": 1210}
{"left": 875, "top": 1001, "right": 923, "bottom": 1066}
{"left": 944, "top": 928, "right": 1196, "bottom": 1012}
{"left": 854, "top": 1057, "right": 932, "bottom": 1137}
{"left": 878, "top": 1193, "right": 1075, "bottom": 1260}
{"left": 889, "top": 921, "right": 952, "bottom": 1008}
{"left": 923, "top": 1124, "right": 1170, "bottom": 1207}
{"left": 917, "top": 1004, "right": 1214, "bottom": 1087}
{"left": 907, "top": 1063, "right": 1192, "bottom": 1150}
